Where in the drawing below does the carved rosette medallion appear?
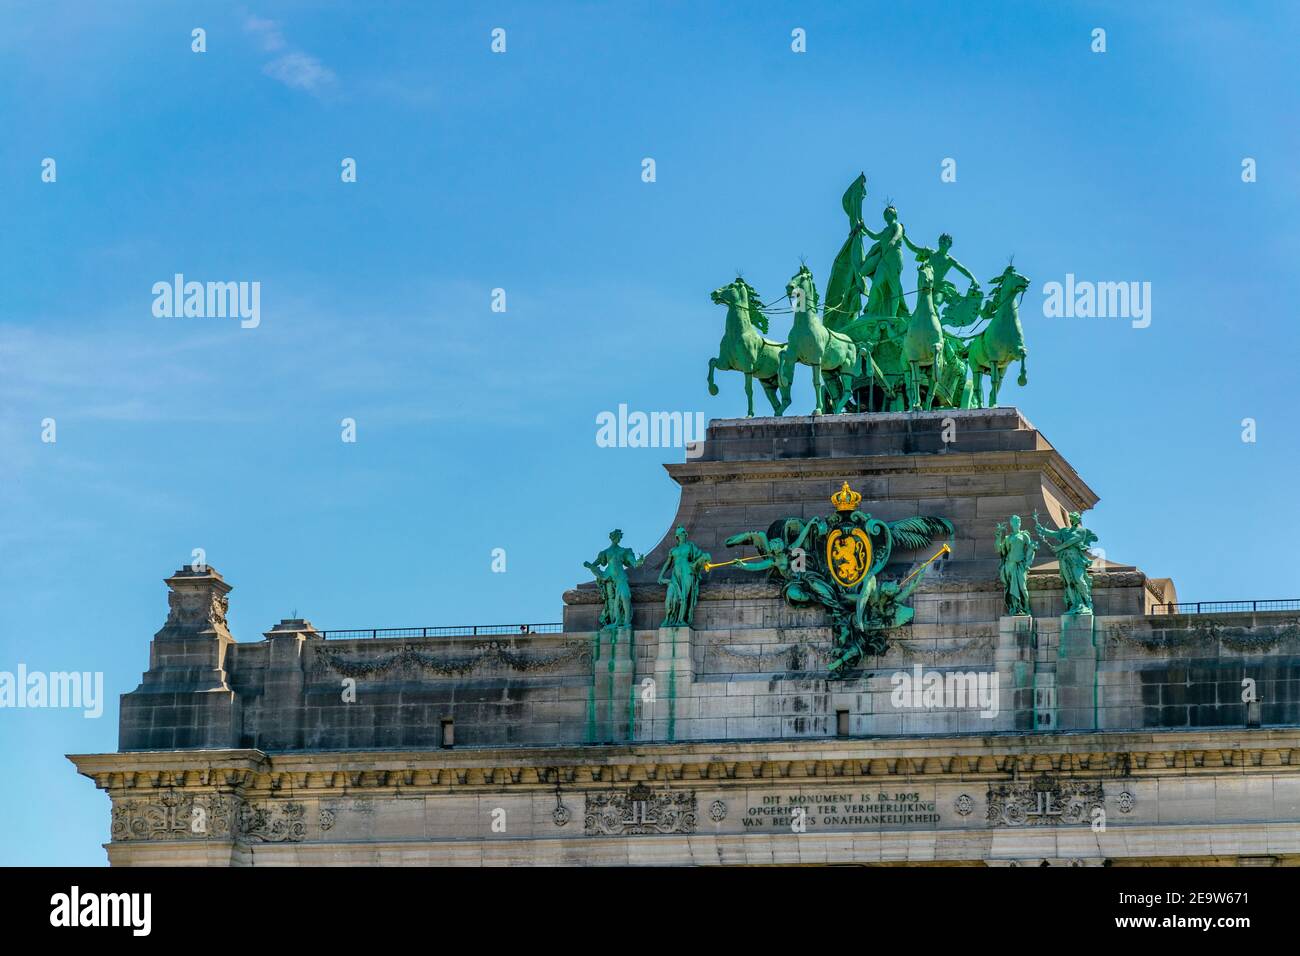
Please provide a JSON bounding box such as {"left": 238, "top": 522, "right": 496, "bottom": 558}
{"left": 584, "top": 784, "right": 697, "bottom": 836}
{"left": 986, "top": 774, "right": 1105, "bottom": 827}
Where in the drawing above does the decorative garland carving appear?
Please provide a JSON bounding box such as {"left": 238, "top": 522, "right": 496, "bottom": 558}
{"left": 891, "top": 631, "right": 996, "bottom": 661}
{"left": 712, "top": 635, "right": 833, "bottom": 670}
{"left": 312, "top": 640, "right": 592, "bottom": 679}
{"left": 1107, "top": 618, "right": 1300, "bottom": 652}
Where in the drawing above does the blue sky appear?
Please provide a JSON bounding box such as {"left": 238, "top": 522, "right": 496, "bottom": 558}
{"left": 1, "top": 1, "right": 1297, "bottom": 864}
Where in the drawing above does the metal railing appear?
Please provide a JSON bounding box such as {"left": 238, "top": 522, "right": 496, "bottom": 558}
{"left": 319, "top": 623, "right": 563, "bottom": 640}
{"left": 1151, "top": 600, "right": 1300, "bottom": 616}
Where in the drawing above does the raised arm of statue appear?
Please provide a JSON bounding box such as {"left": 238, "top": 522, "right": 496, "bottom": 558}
{"left": 725, "top": 531, "right": 769, "bottom": 552}
{"left": 950, "top": 256, "right": 978, "bottom": 286}
{"left": 723, "top": 531, "right": 777, "bottom": 573}
{"left": 902, "top": 230, "right": 926, "bottom": 255}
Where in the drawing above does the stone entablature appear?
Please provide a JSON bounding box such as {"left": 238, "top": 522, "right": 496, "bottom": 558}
{"left": 69, "top": 728, "right": 1300, "bottom": 866}
{"left": 76, "top": 409, "right": 1300, "bottom": 865}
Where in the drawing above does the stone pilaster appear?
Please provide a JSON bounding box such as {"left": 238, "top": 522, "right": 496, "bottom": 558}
{"left": 1056, "top": 611, "right": 1098, "bottom": 730}
{"left": 996, "top": 615, "right": 1036, "bottom": 731}
{"left": 589, "top": 626, "right": 636, "bottom": 744}
{"left": 256, "top": 619, "right": 321, "bottom": 750}
{"left": 644, "top": 626, "right": 694, "bottom": 742}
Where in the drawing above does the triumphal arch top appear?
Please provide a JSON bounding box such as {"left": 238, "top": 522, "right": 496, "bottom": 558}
{"left": 71, "top": 175, "right": 1300, "bottom": 866}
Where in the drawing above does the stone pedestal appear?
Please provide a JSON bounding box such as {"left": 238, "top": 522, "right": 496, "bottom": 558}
{"left": 996, "top": 615, "right": 1036, "bottom": 731}
{"left": 563, "top": 408, "right": 1114, "bottom": 631}
{"left": 642, "top": 626, "right": 694, "bottom": 742}
{"left": 1056, "top": 612, "right": 1098, "bottom": 730}
{"left": 256, "top": 619, "right": 322, "bottom": 750}
{"left": 588, "top": 627, "right": 636, "bottom": 744}
{"left": 120, "top": 565, "right": 238, "bottom": 750}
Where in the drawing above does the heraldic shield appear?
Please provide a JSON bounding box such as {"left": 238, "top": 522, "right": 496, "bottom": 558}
{"left": 826, "top": 526, "right": 873, "bottom": 588}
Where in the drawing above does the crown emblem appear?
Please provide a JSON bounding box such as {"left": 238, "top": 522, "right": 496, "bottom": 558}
{"left": 830, "top": 481, "right": 862, "bottom": 513}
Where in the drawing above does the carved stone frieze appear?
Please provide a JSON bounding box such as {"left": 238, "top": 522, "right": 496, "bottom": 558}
{"left": 986, "top": 774, "right": 1104, "bottom": 827}
{"left": 238, "top": 800, "right": 306, "bottom": 843}
{"left": 111, "top": 791, "right": 239, "bottom": 842}
{"left": 584, "top": 784, "right": 697, "bottom": 835}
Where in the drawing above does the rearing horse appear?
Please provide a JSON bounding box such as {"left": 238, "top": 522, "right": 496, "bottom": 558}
{"left": 778, "top": 265, "right": 865, "bottom": 415}
{"left": 966, "top": 266, "right": 1030, "bottom": 407}
{"left": 707, "top": 278, "right": 791, "bottom": 417}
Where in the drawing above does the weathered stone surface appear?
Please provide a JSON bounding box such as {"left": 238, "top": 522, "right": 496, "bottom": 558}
{"left": 77, "top": 407, "right": 1300, "bottom": 866}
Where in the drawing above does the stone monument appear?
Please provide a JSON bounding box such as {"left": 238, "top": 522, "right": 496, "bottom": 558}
{"left": 69, "top": 174, "right": 1300, "bottom": 867}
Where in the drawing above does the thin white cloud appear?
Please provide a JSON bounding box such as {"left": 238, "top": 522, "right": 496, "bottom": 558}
{"left": 243, "top": 14, "right": 334, "bottom": 94}
{"left": 263, "top": 51, "right": 335, "bottom": 92}
{"left": 243, "top": 15, "right": 285, "bottom": 52}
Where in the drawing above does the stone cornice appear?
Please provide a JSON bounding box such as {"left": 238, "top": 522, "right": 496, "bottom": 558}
{"left": 68, "top": 729, "right": 1300, "bottom": 797}
{"left": 664, "top": 448, "right": 1099, "bottom": 513}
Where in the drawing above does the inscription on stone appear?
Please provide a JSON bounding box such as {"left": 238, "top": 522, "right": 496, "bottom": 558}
{"left": 742, "top": 792, "right": 940, "bottom": 829}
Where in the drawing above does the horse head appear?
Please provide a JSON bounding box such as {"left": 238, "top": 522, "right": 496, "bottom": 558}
{"left": 786, "top": 265, "right": 819, "bottom": 316}
{"left": 710, "top": 279, "right": 742, "bottom": 307}
{"left": 712, "top": 278, "right": 768, "bottom": 333}
{"left": 916, "top": 260, "right": 935, "bottom": 295}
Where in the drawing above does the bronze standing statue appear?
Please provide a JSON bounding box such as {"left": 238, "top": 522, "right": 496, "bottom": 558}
{"left": 1033, "top": 511, "right": 1098, "bottom": 615}
{"left": 657, "top": 527, "right": 710, "bottom": 627}
{"left": 995, "top": 515, "right": 1038, "bottom": 616}
{"left": 584, "top": 529, "right": 644, "bottom": 628}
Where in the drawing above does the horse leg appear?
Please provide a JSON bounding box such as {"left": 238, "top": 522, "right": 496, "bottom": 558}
{"left": 1017, "top": 351, "right": 1028, "bottom": 387}
{"left": 972, "top": 368, "right": 985, "bottom": 408}
{"left": 777, "top": 373, "right": 791, "bottom": 415}
{"left": 743, "top": 372, "right": 755, "bottom": 417}
{"left": 811, "top": 364, "right": 824, "bottom": 415}
{"left": 759, "top": 377, "right": 782, "bottom": 416}
{"left": 908, "top": 360, "right": 921, "bottom": 411}
{"left": 708, "top": 357, "right": 720, "bottom": 396}
{"left": 989, "top": 364, "right": 1003, "bottom": 407}
{"left": 926, "top": 345, "right": 943, "bottom": 410}
{"left": 778, "top": 348, "right": 793, "bottom": 391}
{"left": 834, "top": 372, "right": 856, "bottom": 413}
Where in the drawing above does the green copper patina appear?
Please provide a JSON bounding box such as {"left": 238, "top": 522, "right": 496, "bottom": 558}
{"left": 707, "top": 278, "right": 791, "bottom": 417}
{"left": 1033, "top": 510, "right": 1099, "bottom": 615}
{"left": 657, "top": 527, "right": 710, "bottom": 627}
{"left": 967, "top": 265, "right": 1030, "bottom": 408}
{"left": 584, "top": 529, "right": 644, "bottom": 628}
{"left": 822, "top": 173, "right": 868, "bottom": 333}
{"left": 717, "top": 482, "right": 951, "bottom": 678}
{"left": 706, "top": 173, "right": 1033, "bottom": 415}
{"left": 779, "top": 265, "right": 875, "bottom": 415}
{"left": 995, "top": 514, "right": 1038, "bottom": 616}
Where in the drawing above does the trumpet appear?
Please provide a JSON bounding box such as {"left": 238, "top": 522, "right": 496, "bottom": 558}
{"left": 703, "top": 555, "right": 766, "bottom": 572}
